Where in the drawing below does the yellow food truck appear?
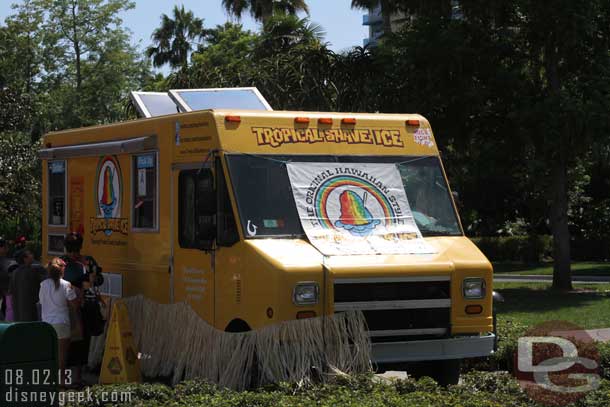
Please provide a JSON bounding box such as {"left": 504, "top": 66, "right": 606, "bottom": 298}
{"left": 40, "top": 88, "right": 494, "bottom": 384}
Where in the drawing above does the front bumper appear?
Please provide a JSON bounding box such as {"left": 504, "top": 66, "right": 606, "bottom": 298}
{"left": 372, "top": 333, "right": 495, "bottom": 364}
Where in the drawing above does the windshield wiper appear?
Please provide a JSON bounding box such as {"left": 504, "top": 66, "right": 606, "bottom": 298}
{"left": 250, "top": 233, "right": 305, "bottom": 239}
{"left": 420, "top": 230, "right": 461, "bottom": 237}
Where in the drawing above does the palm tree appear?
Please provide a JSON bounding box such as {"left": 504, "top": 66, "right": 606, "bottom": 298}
{"left": 258, "top": 14, "right": 325, "bottom": 52}
{"left": 222, "top": 0, "right": 309, "bottom": 24}
{"left": 146, "top": 5, "right": 204, "bottom": 70}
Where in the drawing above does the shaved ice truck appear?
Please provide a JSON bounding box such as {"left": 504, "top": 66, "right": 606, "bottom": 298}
{"left": 40, "top": 88, "right": 494, "bottom": 385}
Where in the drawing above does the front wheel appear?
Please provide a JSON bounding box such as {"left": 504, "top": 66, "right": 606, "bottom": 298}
{"left": 407, "top": 359, "right": 461, "bottom": 386}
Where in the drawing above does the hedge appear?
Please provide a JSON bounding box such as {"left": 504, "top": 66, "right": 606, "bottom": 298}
{"left": 66, "top": 371, "right": 610, "bottom": 407}
{"left": 61, "top": 319, "right": 610, "bottom": 406}
{"left": 470, "top": 235, "right": 553, "bottom": 263}
{"left": 471, "top": 235, "right": 610, "bottom": 263}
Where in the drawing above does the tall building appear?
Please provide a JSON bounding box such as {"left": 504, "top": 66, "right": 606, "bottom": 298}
{"left": 362, "top": 5, "right": 407, "bottom": 47}
{"left": 362, "top": 1, "right": 463, "bottom": 47}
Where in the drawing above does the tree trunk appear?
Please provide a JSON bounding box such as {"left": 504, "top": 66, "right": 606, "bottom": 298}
{"left": 261, "top": 1, "right": 273, "bottom": 25}
{"left": 71, "top": 0, "right": 82, "bottom": 90}
{"left": 381, "top": 1, "right": 393, "bottom": 38}
{"left": 550, "top": 159, "right": 572, "bottom": 290}
{"left": 75, "top": 43, "right": 81, "bottom": 90}
{"left": 544, "top": 39, "right": 572, "bottom": 291}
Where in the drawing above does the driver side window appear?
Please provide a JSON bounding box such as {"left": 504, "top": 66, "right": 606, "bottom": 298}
{"left": 178, "top": 165, "right": 239, "bottom": 249}
{"left": 179, "top": 169, "right": 215, "bottom": 249}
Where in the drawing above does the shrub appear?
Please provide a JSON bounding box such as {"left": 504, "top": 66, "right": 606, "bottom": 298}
{"left": 462, "top": 319, "right": 527, "bottom": 372}
{"left": 597, "top": 341, "right": 610, "bottom": 380}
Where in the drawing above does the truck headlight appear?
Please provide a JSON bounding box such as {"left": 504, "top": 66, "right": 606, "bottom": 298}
{"left": 293, "top": 282, "right": 319, "bottom": 305}
{"left": 463, "top": 278, "right": 486, "bottom": 299}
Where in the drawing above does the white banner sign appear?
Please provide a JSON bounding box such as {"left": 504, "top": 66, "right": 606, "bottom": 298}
{"left": 286, "top": 162, "right": 437, "bottom": 256}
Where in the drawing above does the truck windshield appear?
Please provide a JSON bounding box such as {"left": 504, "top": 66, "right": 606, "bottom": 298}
{"left": 225, "top": 154, "right": 462, "bottom": 238}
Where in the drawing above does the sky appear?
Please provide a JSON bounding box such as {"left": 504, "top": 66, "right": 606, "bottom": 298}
{"left": 0, "top": 0, "right": 369, "bottom": 68}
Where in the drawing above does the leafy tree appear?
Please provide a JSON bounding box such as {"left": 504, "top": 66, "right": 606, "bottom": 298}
{"left": 0, "top": 0, "right": 148, "bottom": 251}
{"left": 198, "top": 23, "right": 257, "bottom": 67}
{"left": 43, "top": 0, "right": 134, "bottom": 91}
{"left": 255, "top": 13, "right": 330, "bottom": 105}
{"left": 32, "top": 0, "right": 150, "bottom": 129}
{"left": 182, "top": 14, "right": 332, "bottom": 111}
{"left": 0, "top": 88, "right": 33, "bottom": 134}
{"left": 179, "top": 23, "right": 258, "bottom": 88}
{"left": 511, "top": 0, "right": 610, "bottom": 290}
{"left": 373, "top": 11, "right": 528, "bottom": 237}
{"left": 327, "top": 46, "right": 379, "bottom": 112}
{"left": 222, "top": 0, "right": 309, "bottom": 23}
{"left": 383, "top": 0, "right": 610, "bottom": 289}
{"left": 0, "top": 131, "right": 41, "bottom": 248}
{"left": 0, "top": 1, "right": 48, "bottom": 93}
{"left": 146, "top": 5, "right": 204, "bottom": 71}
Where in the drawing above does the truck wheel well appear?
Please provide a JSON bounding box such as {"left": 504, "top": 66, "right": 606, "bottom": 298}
{"left": 225, "top": 319, "right": 251, "bottom": 332}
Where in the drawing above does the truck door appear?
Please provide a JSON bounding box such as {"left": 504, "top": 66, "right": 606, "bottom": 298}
{"left": 172, "top": 165, "right": 216, "bottom": 323}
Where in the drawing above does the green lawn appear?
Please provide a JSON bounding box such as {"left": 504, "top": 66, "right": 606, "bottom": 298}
{"left": 494, "top": 281, "right": 610, "bottom": 329}
{"left": 493, "top": 261, "right": 610, "bottom": 276}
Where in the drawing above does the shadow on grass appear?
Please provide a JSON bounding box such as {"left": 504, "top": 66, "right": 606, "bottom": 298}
{"left": 493, "top": 262, "right": 610, "bottom": 276}
{"left": 493, "top": 263, "right": 548, "bottom": 273}
{"left": 495, "top": 286, "right": 610, "bottom": 321}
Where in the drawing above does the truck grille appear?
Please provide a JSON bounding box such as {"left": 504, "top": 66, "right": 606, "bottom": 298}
{"left": 333, "top": 276, "right": 451, "bottom": 342}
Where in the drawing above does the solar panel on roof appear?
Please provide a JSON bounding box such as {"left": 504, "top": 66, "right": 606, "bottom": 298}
{"left": 169, "top": 87, "right": 273, "bottom": 112}
{"left": 130, "top": 92, "right": 181, "bottom": 118}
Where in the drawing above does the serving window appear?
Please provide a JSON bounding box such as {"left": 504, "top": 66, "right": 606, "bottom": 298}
{"left": 48, "top": 160, "right": 66, "bottom": 226}
{"left": 48, "top": 234, "right": 65, "bottom": 255}
{"left": 132, "top": 152, "right": 158, "bottom": 231}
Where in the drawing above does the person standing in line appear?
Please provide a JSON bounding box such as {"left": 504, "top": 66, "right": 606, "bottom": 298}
{"left": 0, "top": 237, "right": 15, "bottom": 321}
{"left": 10, "top": 250, "right": 46, "bottom": 321}
{"left": 10, "top": 236, "right": 28, "bottom": 271}
{"left": 0, "top": 238, "right": 14, "bottom": 320}
{"left": 39, "top": 257, "right": 78, "bottom": 387}
{"left": 12, "top": 236, "right": 27, "bottom": 257}
{"left": 61, "top": 232, "right": 103, "bottom": 387}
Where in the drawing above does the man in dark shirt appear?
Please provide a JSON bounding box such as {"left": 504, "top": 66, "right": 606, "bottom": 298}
{"left": 0, "top": 238, "right": 15, "bottom": 320}
{"left": 10, "top": 250, "right": 45, "bottom": 321}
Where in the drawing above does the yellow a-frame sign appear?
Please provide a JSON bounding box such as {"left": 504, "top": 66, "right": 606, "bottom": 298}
{"left": 99, "top": 300, "right": 142, "bottom": 384}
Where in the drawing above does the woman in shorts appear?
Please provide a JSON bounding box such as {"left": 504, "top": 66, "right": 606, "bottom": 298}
{"left": 39, "top": 257, "right": 78, "bottom": 386}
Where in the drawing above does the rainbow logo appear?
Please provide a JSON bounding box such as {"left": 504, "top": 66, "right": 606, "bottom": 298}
{"left": 95, "top": 156, "right": 122, "bottom": 235}
{"left": 101, "top": 166, "right": 115, "bottom": 207}
{"left": 314, "top": 176, "right": 395, "bottom": 237}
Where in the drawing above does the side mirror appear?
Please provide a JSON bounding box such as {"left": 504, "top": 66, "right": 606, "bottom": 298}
{"left": 200, "top": 239, "right": 214, "bottom": 251}
{"left": 492, "top": 291, "right": 504, "bottom": 303}
{"left": 197, "top": 170, "right": 216, "bottom": 215}
{"left": 451, "top": 190, "right": 461, "bottom": 208}
{"left": 198, "top": 216, "right": 216, "bottom": 251}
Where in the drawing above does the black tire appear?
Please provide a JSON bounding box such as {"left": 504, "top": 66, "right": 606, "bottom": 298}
{"left": 407, "top": 359, "right": 461, "bottom": 386}
{"left": 224, "top": 319, "right": 259, "bottom": 388}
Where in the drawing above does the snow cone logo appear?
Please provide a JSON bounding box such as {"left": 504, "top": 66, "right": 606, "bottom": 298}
{"left": 287, "top": 163, "right": 435, "bottom": 256}
{"left": 94, "top": 156, "right": 123, "bottom": 236}
{"left": 315, "top": 176, "right": 395, "bottom": 237}
{"left": 515, "top": 320, "right": 601, "bottom": 406}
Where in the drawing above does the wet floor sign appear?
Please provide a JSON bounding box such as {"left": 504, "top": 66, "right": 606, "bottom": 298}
{"left": 99, "top": 300, "right": 142, "bottom": 384}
